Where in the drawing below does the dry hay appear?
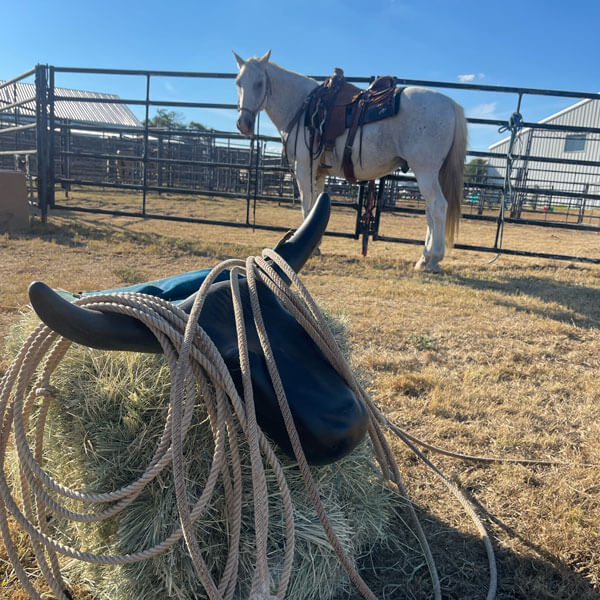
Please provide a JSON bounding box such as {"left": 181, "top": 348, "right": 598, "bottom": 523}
{"left": 3, "top": 312, "right": 422, "bottom": 600}
{"left": 2, "top": 198, "right": 599, "bottom": 600}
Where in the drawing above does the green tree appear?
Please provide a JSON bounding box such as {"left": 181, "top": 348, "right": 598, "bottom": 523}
{"left": 464, "top": 158, "right": 488, "bottom": 184}
{"left": 144, "top": 109, "right": 211, "bottom": 132}
{"left": 145, "top": 109, "right": 187, "bottom": 129}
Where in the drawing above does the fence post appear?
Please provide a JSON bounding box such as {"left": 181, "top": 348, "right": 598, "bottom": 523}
{"left": 373, "top": 176, "right": 386, "bottom": 241}
{"left": 48, "top": 66, "right": 56, "bottom": 209}
{"left": 35, "top": 64, "right": 49, "bottom": 222}
{"left": 13, "top": 83, "right": 19, "bottom": 169}
{"left": 245, "top": 133, "right": 255, "bottom": 226}
{"left": 142, "top": 74, "right": 150, "bottom": 215}
{"left": 577, "top": 184, "right": 588, "bottom": 224}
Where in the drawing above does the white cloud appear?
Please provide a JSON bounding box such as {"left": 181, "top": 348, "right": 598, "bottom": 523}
{"left": 467, "top": 102, "right": 498, "bottom": 119}
{"left": 458, "top": 73, "right": 485, "bottom": 82}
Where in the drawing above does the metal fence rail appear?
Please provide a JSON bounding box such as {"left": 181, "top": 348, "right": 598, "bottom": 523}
{"left": 1, "top": 64, "right": 598, "bottom": 263}
{"left": 0, "top": 68, "right": 39, "bottom": 192}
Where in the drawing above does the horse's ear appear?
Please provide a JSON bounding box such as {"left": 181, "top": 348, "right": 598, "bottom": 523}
{"left": 233, "top": 51, "right": 245, "bottom": 69}
{"left": 259, "top": 50, "right": 271, "bottom": 65}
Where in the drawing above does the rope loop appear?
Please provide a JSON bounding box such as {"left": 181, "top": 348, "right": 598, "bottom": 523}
{"left": 498, "top": 111, "right": 524, "bottom": 135}
{"left": 0, "top": 251, "right": 518, "bottom": 600}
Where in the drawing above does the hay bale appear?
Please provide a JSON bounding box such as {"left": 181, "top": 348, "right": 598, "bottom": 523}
{"left": 6, "top": 313, "right": 414, "bottom": 600}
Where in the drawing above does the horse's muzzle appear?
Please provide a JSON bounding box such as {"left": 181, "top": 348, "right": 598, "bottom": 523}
{"left": 236, "top": 112, "right": 255, "bottom": 137}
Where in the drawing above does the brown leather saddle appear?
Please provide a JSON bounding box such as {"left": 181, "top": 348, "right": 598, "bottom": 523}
{"left": 302, "top": 68, "right": 407, "bottom": 183}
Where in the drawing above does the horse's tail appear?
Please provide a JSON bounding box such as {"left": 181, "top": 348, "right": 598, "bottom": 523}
{"left": 439, "top": 101, "right": 467, "bottom": 248}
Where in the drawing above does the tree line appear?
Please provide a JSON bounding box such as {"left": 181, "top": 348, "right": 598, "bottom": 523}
{"left": 144, "top": 109, "right": 210, "bottom": 132}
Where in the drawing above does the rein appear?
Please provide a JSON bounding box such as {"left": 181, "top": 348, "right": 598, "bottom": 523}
{"left": 281, "top": 87, "right": 319, "bottom": 208}
{"left": 282, "top": 83, "right": 331, "bottom": 206}
{"left": 282, "top": 86, "right": 317, "bottom": 158}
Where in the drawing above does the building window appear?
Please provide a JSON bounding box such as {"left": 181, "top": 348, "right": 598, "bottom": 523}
{"left": 564, "top": 134, "right": 586, "bottom": 152}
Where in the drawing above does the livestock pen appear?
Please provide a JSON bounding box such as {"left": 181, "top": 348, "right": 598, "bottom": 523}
{"left": 1, "top": 65, "right": 599, "bottom": 265}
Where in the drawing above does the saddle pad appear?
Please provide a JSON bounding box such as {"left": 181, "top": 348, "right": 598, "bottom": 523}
{"left": 345, "top": 87, "right": 403, "bottom": 128}
{"left": 79, "top": 269, "right": 230, "bottom": 304}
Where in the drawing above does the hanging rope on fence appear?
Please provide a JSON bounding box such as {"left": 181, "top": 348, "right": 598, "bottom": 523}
{"left": 490, "top": 103, "right": 524, "bottom": 264}
{"left": 1, "top": 250, "right": 505, "bottom": 600}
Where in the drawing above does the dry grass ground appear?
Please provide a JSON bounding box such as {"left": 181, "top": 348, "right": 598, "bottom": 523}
{"left": 1, "top": 188, "right": 599, "bottom": 599}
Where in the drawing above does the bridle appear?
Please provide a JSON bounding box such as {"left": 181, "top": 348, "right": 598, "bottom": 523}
{"left": 237, "top": 70, "right": 271, "bottom": 121}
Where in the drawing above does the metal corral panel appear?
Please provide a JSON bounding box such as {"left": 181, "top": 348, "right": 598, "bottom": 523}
{"left": 0, "top": 81, "right": 141, "bottom": 127}
{"left": 487, "top": 98, "right": 600, "bottom": 205}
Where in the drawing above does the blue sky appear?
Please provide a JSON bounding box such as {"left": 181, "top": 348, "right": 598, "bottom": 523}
{"left": 2, "top": 0, "right": 599, "bottom": 151}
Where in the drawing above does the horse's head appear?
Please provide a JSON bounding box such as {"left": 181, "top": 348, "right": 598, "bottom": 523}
{"left": 233, "top": 50, "right": 271, "bottom": 137}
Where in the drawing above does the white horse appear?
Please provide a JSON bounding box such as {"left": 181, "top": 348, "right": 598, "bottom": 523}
{"left": 234, "top": 50, "right": 467, "bottom": 272}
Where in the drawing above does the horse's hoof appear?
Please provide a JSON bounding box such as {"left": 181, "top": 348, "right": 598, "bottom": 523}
{"left": 312, "top": 247, "right": 321, "bottom": 257}
{"left": 424, "top": 261, "right": 442, "bottom": 274}
{"left": 414, "top": 257, "right": 428, "bottom": 271}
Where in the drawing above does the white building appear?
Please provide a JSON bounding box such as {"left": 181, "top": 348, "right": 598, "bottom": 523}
{"left": 487, "top": 97, "right": 600, "bottom": 210}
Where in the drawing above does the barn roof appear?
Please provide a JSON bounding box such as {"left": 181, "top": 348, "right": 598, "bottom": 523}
{"left": 0, "top": 81, "right": 141, "bottom": 127}
{"left": 489, "top": 96, "right": 599, "bottom": 151}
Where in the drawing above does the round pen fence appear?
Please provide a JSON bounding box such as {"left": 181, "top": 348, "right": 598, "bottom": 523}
{"left": 0, "top": 68, "right": 39, "bottom": 204}
{"left": 1, "top": 64, "right": 599, "bottom": 263}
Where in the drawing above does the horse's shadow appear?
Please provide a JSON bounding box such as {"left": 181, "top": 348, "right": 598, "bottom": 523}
{"left": 446, "top": 267, "right": 600, "bottom": 331}
{"left": 352, "top": 499, "right": 598, "bottom": 600}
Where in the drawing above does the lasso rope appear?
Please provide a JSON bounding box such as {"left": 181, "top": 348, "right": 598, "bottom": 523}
{"left": 1, "top": 250, "right": 505, "bottom": 600}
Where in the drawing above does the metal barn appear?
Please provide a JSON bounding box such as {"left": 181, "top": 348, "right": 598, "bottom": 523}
{"left": 0, "top": 80, "right": 141, "bottom": 127}
{"left": 487, "top": 97, "right": 600, "bottom": 211}
{"left": 0, "top": 80, "right": 143, "bottom": 181}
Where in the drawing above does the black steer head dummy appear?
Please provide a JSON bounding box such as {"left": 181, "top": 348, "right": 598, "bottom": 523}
{"left": 28, "top": 193, "right": 368, "bottom": 465}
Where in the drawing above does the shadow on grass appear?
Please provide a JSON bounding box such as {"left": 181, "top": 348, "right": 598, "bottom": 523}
{"left": 447, "top": 270, "right": 600, "bottom": 331}
{"left": 350, "top": 501, "right": 599, "bottom": 600}
{"left": 9, "top": 214, "right": 157, "bottom": 247}
{"left": 9, "top": 214, "right": 260, "bottom": 261}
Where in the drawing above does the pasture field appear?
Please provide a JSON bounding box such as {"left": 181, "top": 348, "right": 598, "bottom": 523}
{"left": 1, "top": 189, "right": 599, "bottom": 599}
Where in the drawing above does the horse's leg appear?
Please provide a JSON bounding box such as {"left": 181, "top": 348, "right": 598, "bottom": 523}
{"left": 414, "top": 170, "right": 447, "bottom": 273}
{"left": 309, "top": 172, "right": 326, "bottom": 254}
{"left": 294, "top": 159, "right": 325, "bottom": 253}
{"left": 294, "top": 160, "right": 313, "bottom": 219}
{"left": 415, "top": 222, "right": 433, "bottom": 271}
{"left": 295, "top": 161, "right": 325, "bottom": 216}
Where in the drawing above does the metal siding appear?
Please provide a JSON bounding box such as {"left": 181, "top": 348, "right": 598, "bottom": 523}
{"left": 0, "top": 81, "right": 141, "bottom": 127}
{"left": 487, "top": 98, "right": 600, "bottom": 201}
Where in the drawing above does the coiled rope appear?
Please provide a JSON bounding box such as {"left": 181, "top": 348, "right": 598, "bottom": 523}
{"left": 1, "top": 250, "right": 502, "bottom": 600}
